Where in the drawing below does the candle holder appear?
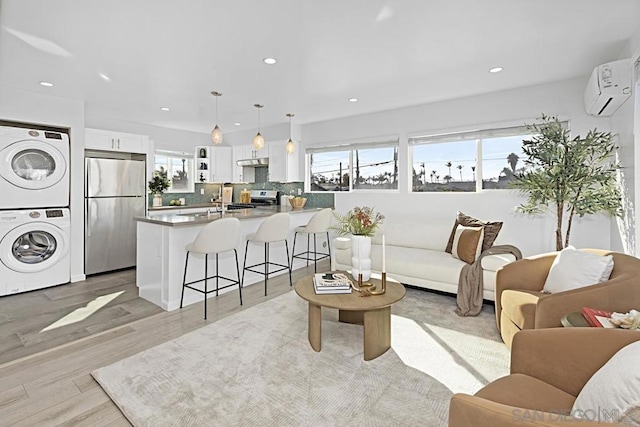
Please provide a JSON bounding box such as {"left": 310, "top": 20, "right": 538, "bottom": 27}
{"left": 368, "top": 272, "right": 387, "bottom": 295}
{"left": 358, "top": 273, "right": 373, "bottom": 289}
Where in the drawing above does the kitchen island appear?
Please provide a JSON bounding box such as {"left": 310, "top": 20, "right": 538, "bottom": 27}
{"left": 135, "top": 206, "right": 329, "bottom": 311}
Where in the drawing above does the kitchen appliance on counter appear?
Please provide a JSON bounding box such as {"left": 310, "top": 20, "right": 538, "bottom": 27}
{"left": 226, "top": 190, "right": 279, "bottom": 210}
{"left": 85, "top": 155, "right": 146, "bottom": 275}
{"left": 0, "top": 208, "right": 71, "bottom": 295}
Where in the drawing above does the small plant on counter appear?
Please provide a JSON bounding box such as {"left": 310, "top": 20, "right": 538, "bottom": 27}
{"left": 148, "top": 170, "right": 171, "bottom": 195}
{"left": 331, "top": 206, "right": 384, "bottom": 237}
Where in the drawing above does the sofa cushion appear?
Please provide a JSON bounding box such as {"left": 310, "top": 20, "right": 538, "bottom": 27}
{"left": 373, "top": 222, "right": 452, "bottom": 251}
{"left": 573, "top": 340, "right": 640, "bottom": 425}
{"left": 481, "top": 253, "right": 517, "bottom": 272}
{"left": 475, "top": 373, "right": 576, "bottom": 413}
{"left": 501, "top": 289, "right": 543, "bottom": 330}
{"left": 445, "top": 211, "right": 503, "bottom": 254}
{"left": 451, "top": 225, "right": 484, "bottom": 264}
{"left": 543, "top": 246, "right": 614, "bottom": 294}
{"left": 380, "top": 246, "right": 466, "bottom": 285}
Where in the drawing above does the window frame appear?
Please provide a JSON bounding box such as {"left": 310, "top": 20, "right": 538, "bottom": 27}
{"left": 306, "top": 137, "right": 400, "bottom": 193}
{"left": 154, "top": 150, "right": 195, "bottom": 194}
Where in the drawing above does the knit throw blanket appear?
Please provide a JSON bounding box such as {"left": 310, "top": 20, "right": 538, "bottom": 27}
{"left": 455, "top": 245, "right": 523, "bottom": 317}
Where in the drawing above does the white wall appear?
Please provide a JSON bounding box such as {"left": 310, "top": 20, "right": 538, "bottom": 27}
{"left": 301, "top": 77, "right": 618, "bottom": 256}
{"left": 0, "top": 85, "right": 86, "bottom": 281}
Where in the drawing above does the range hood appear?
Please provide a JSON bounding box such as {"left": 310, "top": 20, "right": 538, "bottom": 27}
{"left": 236, "top": 157, "right": 269, "bottom": 167}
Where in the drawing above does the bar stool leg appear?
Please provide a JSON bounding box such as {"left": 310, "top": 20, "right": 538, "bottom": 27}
{"left": 285, "top": 239, "right": 292, "bottom": 287}
{"left": 264, "top": 242, "right": 269, "bottom": 296}
{"left": 241, "top": 241, "right": 249, "bottom": 287}
{"left": 215, "top": 253, "right": 219, "bottom": 297}
{"left": 326, "top": 232, "right": 331, "bottom": 261}
{"left": 313, "top": 233, "right": 318, "bottom": 273}
{"left": 234, "top": 249, "right": 242, "bottom": 305}
{"left": 204, "top": 254, "right": 209, "bottom": 320}
{"left": 180, "top": 252, "right": 189, "bottom": 309}
{"left": 291, "top": 231, "right": 298, "bottom": 268}
{"left": 306, "top": 234, "right": 310, "bottom": 267}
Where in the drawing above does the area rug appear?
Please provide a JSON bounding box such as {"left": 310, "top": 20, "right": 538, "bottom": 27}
{"left": 92, "top": 288, "right": 509, "bottom": 426}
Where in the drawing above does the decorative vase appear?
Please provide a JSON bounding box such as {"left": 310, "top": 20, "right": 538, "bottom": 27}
{"left": 152, "top": 194, "right": 163, "bottom": 207}
{"left": 351, "top": 235, "right": 372, "bottom": 281}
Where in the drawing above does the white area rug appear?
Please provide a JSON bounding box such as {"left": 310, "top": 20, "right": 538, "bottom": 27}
{"left": 93, "top": 288, "right": 509, "bottom": 426}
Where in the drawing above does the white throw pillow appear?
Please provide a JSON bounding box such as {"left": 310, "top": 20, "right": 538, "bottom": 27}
{"left": 572, "top": 340, "right": 640, "bottom": 425}
{"left": 542, "top": 246, "right": 614, "bottom": 294}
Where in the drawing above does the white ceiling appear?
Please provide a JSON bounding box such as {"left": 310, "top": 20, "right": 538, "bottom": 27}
{"left": 1, "top": 0, "right": 638, "bottom": 134}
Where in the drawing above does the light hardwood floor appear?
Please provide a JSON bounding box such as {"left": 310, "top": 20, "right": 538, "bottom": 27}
{"left": 0, "top": 259, "right": 330, "bottom": 426}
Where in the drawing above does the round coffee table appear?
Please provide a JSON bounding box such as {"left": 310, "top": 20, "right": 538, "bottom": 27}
{"left": 294, "top": 274, "right": 406, "bottom": 361}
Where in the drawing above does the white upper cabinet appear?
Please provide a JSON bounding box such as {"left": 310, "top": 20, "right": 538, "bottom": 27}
{"left": 211, "top": 146, "right": 232, "bottom": 183}
{"left": 231, "top": 145, "right": 256, "bottom": 183}
{"left": 196, "top": 146, "right": 233, "bottom": 183}
{"left": 268, "top": 140, "right": 301, "bottom": 182}
{"left": 85, "top": 128, "right": 149, "bottom": 154}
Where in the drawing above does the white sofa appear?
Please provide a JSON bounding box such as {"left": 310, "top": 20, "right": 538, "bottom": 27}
{"left": 331, "top": 222, "right": 516, "bottom": 301}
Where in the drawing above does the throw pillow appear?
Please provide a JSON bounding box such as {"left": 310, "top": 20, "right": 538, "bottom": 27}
{"left": 572, "top": 340, "right": 640, "bottom": 425}
{"left": 451, "top": 225, "right": 484, "bottom": 264}
{"left": 542, "top": 246, "right": 614, "bottom": 294}
{"left": 445, "top": 211, "right": 503, "bottom": 253}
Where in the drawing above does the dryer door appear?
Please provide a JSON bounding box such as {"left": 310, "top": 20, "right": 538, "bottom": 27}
{"left": 0, "top": 140, "right": 67, "bottom": 190}
{"left": 0, "top": 223, "right": 69, "bottom": 273}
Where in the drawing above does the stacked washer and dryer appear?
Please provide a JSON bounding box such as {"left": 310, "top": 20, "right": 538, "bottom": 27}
{"left": 0, "top": 125, "right": 71, "bottom": 296}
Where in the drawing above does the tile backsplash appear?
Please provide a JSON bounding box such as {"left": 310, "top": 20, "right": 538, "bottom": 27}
{"left": 154, "top": 181, "right": 334, "bottom": 209}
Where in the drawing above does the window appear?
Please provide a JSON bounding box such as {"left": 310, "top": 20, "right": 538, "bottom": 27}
{"left": 409, "top": 125, "right": 547, "bottom": 192}
{"left": 154, "top": 151, "right": 194, "bottom": 193}
{"left": 307, "top": 139, "right": 398, "bottom": 192}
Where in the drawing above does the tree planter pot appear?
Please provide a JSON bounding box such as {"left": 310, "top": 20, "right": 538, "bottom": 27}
{"left": 152, "top": 194, "right": 163, "bottom": 207}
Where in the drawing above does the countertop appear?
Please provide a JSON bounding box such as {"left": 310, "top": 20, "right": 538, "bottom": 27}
{"left": 136, "top": 206, "right": 330, "bottom": 227}
{"left": 148, "top": 202, "right": 220, "bottom": 211}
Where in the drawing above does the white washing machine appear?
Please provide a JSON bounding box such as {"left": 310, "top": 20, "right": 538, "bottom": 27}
{"left": 0, "top": 125, "right": 70, "bottom": 209}
{"left": 0, "top": 208, "right": 71, "bottom": 296}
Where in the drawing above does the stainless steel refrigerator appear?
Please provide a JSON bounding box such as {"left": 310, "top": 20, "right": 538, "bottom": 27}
{"left": 85, "top": 157, "right": 146, "bottom": 275}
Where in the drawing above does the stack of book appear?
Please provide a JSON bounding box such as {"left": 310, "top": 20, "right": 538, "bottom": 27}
{"left": 581, "top": 307, "right": 614, "bottom": 328}
{"left": 313, "top": 273, "right": 352, "bottom": 294}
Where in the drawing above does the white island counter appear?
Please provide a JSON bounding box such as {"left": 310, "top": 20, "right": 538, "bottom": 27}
{"left": 135, "top": 206, "right": 329, "bottom": 311}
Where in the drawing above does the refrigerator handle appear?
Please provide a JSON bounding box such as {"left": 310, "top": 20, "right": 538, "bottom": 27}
{"left": 86, "top": 201, "right": 92, "bottom": 237}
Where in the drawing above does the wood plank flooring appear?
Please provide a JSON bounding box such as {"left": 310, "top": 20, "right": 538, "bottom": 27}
{"left": 0, "top": 259, "right": 330, "bottom": 426}
{"left": 0, "top": 269, "right": 164, "bottom": 365}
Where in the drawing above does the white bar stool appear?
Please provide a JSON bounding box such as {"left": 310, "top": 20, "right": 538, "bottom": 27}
{"left": 242, "top": 213, "right": 292, "bottom": 296}
{"left": 180, "top": 217, "right": 242, "bottom": 319}
{"left": 291, "top": 208, "right": 333, "bottom": 273}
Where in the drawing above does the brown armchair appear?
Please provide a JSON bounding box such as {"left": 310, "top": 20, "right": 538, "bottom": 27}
{"left": 495, "top": 249, "right": 640, "bottom": 348}
{"left": 449, "top": 328, "right": 640, "bottom": 426}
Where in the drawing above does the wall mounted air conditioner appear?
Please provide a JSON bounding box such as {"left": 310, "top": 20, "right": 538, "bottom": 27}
{"left": 584, "top": 59, "right": 632, "bottom": 116}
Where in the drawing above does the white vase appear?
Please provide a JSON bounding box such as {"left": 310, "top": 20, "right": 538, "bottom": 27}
{"left": 351, "top": 235, "right": 372, "bottom": 281}
{"left": 152, "top": 194, "right": 163, "bottom": 207}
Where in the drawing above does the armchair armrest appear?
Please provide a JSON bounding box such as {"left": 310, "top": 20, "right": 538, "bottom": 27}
{"left": 495, "top": 252, "right": 557, "bottom": 328}
{"left": 535, "top": 276, "right": 640, "bottom": 329}
{"left": 449, "top": 394, "right": 614, "bottom": 426}
{"left": 510, "top": 328, "right": 640, "bottom": 397}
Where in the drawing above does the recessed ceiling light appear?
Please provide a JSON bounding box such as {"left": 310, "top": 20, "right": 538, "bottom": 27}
{"left": 160, "top": 107, "right": 170, "bottom": 111}
{"left": 98, "top": 73, "right": 111, "bottom": 82}
{"left": 234, "top": 122, "right": 241, "bottom": 126}
{"left": 489, "top": 67, "right": 503, "bottom": 73}
{"left": 348, "top": 98, "right": 358, "bottom": 103}
{"left": 39, "top": 81, "right": 54, "bottom": 87}
{"left": 263, "top": 57, "right": 277, "bottom": 65}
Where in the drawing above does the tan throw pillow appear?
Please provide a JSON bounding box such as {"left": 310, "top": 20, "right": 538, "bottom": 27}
{"left": 451, "top": 225, "right": 484, "bottom": 264}
{"left": 445, "top": 211, "right": 503, "bottom": 253}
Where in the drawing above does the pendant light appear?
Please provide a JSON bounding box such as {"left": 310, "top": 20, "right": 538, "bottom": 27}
{"left": 253, "top": 104, "right": 264, "bottom": 150}
{"left": 210, "top": 91, "right": 223, "bottom": 145}
{"left": 285, "top": 113, "right": 295, "bottom": 154}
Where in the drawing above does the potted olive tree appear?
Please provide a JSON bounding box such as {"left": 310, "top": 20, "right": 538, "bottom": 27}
{"left": 511, "top": 115, "right": 622, "bottom": 250}
{"left": 148, "top": 169, "right": 171, "bottom": 207}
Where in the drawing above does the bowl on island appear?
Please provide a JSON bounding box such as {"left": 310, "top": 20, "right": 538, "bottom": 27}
{"left": 289, "top": 197, "right": 307, "bottom": 209}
